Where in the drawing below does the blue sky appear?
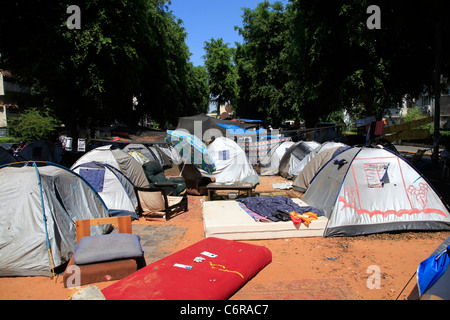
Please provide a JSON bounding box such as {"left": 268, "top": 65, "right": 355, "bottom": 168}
{"left": 169, "top": 0, "right": 283, "bottom": 67}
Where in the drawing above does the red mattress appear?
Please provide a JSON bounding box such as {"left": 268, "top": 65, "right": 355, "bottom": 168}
{"left": 101, "top": 237, "right": 272, "bottom": 300}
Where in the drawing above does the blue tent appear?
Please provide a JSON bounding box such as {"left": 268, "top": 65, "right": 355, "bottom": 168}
{"left": 416, "top": 236, "right": 450, "bottom": 299}
{"left": 216, "top": 123, "right": 266, "bottom": 135}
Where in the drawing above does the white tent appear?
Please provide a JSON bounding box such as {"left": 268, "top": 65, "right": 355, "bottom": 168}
{"left": 301, "top": 147, "right": 450, "bottom": 237}
{"left": 202, "top": 137, "right": 258, "bottom": 183}
{"left": 71, "top": 161, "right": 139, "bottom": 219}
{"left": 0, "top": 163, "right": 110, "bottom": 277}
{"left": 71, "top": 145, "right": 149, "bottom": 188}
{"left": 259, "top": 141, "right": 295, "bottom": 176}
{"left": 301, "top": 141, "right": 347, "bottom": 168}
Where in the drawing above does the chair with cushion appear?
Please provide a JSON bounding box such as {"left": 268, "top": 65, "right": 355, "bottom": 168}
{"left": 135, "top": 186, "right": 188, "bottom": 221}
{"left": 63, "top": 216, "right": 146, "bottom": 288}
{"left": 142, "top": 161, "right": 186, "bottom": 196}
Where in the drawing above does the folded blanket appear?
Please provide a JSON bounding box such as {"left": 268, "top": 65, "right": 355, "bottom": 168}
{"left": 237, "top": 196, "right": 323, "bottom": 222}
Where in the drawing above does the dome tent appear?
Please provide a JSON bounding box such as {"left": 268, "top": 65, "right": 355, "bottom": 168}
{"left": 0, "top": 162, "right": 110, "bottom": 277}
{"left": 71, "top": 145, "right": 149, "bottom": 188}
{"left": 0, "top": 146, "right": 17, "bottom": 165}
{"left": 301, "top": 147, "right": 450, "bottom": 237}
{"left": 202, "top": 136, "right": 258, "bottom": 183}
{"left": 293, "top": 145, "right": 350, "bottom": 193}
{"left": 71, "top": 161, "right": 139, "bottom": 219}
{"left": 122, "top": 143, "right": 172, "bottom": 169}
{"left": 278, "top": 140, "right": 321, "bottom": 179}
{"left": 259, "top": 141, "right": 295, "bottom": 176}
{"left": 17, "top": 140, "right": 64, "bottom": 164}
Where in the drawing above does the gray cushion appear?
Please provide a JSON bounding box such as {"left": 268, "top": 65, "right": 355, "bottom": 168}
{"left": 73, "top": 233, "right": 143, "bottom": 265}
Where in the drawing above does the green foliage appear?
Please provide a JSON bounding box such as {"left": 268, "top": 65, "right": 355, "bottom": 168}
{"left": 2, "top": 0, "right": 449, "bottom": 133}
{"left": 288, "top": 0, "right": 450, "bottom": 126}
{"left": 235, "top": 1, "right": 294, "bottom": 126}
{"left": 203, "top": 38, "right": 238, "bottom": 113}
{"left": 8, "top": 108, "right": 60, "bottom": 143}
{"left": 0, "top": 0, "right": 209, "bottom": 131}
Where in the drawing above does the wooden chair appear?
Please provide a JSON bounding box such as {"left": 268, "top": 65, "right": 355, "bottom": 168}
{"left": 63, "top": 216, "right": 145, "bottom": 288}
{"left": 75, "top": 216, "right": 132, "bottom": 243}
{"left": 135, "top": 186, "right": 188, "bottom": 221}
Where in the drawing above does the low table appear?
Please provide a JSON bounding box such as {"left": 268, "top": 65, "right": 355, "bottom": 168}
{"left": 206, "top": 182, "right": 255, "bottom": 200}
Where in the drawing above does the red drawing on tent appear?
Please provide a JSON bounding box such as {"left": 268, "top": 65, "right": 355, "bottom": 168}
{"left": 406, "top": 183, "right": 428, "bottom": 209}
{"left": 363, "top": 162, "right": 389, "bottom": 188}
{"left": 338, "top": 184, "right": 447, "bottom": 218}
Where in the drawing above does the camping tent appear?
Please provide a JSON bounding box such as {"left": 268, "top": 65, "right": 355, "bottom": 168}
{"left": 0, "top": 162, "right": 110, "bottom": 277}
{"left": 301, "top": 141, "right": 347, "bottom": 167}
{"left": 17, "top": 140, "right": 64, "bottom": 164}
{"left": 259, "top": 141, "right": 295, "bottom": 176}
{"left": 411, "top": 236, "right": 450, "bottom": 299}
{"left": 71, "top": 161, "right": 139, "bottom": 219}
{"left": 71, "top": 145, "right": 149, "bottom": 188}
{"left": 0, "top": 146, "right": 17, "bottom": 165}
{"left": 176, "top": 113, "right": 258, "bottom": 140}
{"left": 278, "top": 140, "right": 321, "bottom": 179}
{"left": 122, "top": 143, "right": 172, "bottom": 169}
{"left": 293, "top": 145, "right": 349, "bottom": 192}
{"left": 177, "top": 113, "right": 227, "bottom": 138}
{"left": 301, "top": 147, "right": 450, "bottom": 237}
{"left": 201, "top": 137, "right": 258, "bottom": 183}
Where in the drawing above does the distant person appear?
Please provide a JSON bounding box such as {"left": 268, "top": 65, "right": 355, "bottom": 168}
{"left": 441, "top": 144, "right": 450, "bottom": 162}
{"left": 441, "top": 143, "right": 450, "bottom": 180}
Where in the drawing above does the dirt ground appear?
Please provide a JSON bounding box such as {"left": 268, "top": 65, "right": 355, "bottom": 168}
{"left": 0, "top": 175, "right": 448, "bottom": 301}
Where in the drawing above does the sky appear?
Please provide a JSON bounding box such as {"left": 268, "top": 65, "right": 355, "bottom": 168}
{"left": 169, "top": 0, "right": 283, "bottom": 67}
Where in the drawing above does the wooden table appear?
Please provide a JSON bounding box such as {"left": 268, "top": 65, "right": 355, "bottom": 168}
{"left": 206, "top": 182, "right": 255, "bottom": 201}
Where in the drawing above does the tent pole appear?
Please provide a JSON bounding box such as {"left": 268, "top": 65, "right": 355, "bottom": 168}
{"left": 179, "top": 162, "right": 186, "bottom": 176}
{"left": 33, "top": 162, "right": 56, "bottom": 280}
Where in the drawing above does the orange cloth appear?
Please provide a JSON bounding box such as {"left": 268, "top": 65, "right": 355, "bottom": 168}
{"left": 289, "top": 211, "right": 318, "bottom": 226}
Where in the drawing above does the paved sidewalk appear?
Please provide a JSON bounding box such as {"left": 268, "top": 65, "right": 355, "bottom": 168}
{"left": 113, "top": 224, "right": 187, "bottom": 265}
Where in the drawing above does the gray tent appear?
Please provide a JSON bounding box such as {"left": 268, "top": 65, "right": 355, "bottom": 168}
{"left": 71, "top": 145, "right": 149, "bottom": 188}
{"left": 278, "top": 140, "right": 321, "bottom": 179}
{"left": 0, "top": 162, "right": 110, "bottom": 277}
{"left": 17, "top": 140, "right": 64, "bottom": 164}
{"left": 293, "top": 145, "right": 349, "bottom": 192}
{"left": 122, "top": 143, "right": 172, "bottom": 169}
{"left": 302, "top": 147, "right": 450, "bottom": 237}
{"left": 0, "top": 146, "right": 17, "bottom": 165}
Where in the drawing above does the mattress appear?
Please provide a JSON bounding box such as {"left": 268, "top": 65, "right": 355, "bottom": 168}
{"left": 101, "top": 237, "right": 272, "bottom": 300}
{"left": 203, "top": 199, "right": 327, "bottom": 240}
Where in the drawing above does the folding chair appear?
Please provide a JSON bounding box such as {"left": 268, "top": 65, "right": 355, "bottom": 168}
{"left": 63, "top": 216, "right": 146, "bottom": 288}
{"left": 135, "top": 186, "right": 188, "bottom": 221}
{"left": 142, "top": 161, "right": 186, "bottom": 196}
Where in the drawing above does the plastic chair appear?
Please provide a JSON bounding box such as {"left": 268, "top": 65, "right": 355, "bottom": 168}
{"left": 142, "top": 161, "right": 186, "bottom": 196}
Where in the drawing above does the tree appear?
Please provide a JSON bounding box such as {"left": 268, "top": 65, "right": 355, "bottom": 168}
{"left": 203, "top": 38, "right": 238, "bottom": 114}
{"left": 288, "top": 0, "right": 450, "bottom": 126}
{"left": 8, "top": 108, "right": 59, "bottom": 143}
{"left": 185, "top": 64, "right": 210, "bottom": 115}
{"left": 235, "top": 1, "right": 294, "bottom": 126}
{"left": 0, "top": 0, "right": 209, "bottom": 134}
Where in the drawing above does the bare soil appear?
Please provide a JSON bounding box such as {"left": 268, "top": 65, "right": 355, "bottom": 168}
{"left": 0, "top": 175, "right": 448, "bottom": 300}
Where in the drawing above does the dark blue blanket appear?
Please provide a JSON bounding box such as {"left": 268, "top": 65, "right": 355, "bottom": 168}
{"left": 237, "top": 196, "right": 323, "bottom": 222}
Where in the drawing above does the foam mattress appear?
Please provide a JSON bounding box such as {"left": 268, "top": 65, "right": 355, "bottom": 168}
{"left": 203, "top": 199, "right": 327, "bottom": 240}
{"left": 101, "top": 237, "right": 271, "bottom": 300}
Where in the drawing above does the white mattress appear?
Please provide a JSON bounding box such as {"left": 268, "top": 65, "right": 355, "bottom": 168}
{"left": 202, "top": 199, "right": 327, "bottom": 240}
